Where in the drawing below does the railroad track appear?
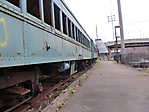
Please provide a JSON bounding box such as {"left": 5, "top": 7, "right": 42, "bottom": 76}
{"left": 12, "top": 67, "right": 92, "bottom": 112}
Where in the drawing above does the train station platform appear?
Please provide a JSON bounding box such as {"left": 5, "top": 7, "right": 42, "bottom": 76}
{"left": 60, "top": 61, "right": 149, "bottom": 112}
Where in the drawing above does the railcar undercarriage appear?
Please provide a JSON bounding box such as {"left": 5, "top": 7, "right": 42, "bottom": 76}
{"left": 0, "top": 59, "right": 96, "bottom": 112}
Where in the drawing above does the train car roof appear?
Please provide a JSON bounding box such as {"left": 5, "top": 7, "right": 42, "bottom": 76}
{"left": 59, "top": 0, "right": 91, "bottom": 40}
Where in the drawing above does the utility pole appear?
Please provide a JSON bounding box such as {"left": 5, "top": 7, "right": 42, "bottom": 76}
{"left": 117, "top": 0, "right": 125, "bottom": 52}
{"left": 108, "top": 14, "right": 116, "bottom": 40}
{"left": 115, "top": 26, "right": 120, "bottom": 54}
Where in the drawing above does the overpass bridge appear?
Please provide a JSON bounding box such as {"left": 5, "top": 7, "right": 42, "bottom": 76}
{"left": 106, "top": 38, "right": 149, "bottom": 65}
{"left": 106, "top": 38, "right": 149, "bottom": 49}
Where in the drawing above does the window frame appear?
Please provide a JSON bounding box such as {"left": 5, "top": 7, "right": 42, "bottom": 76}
{"left": 75, "top": 27, "right": 78, "bottom": 42}
{"left": 43, "top": 0, "right": 53, "bottom": 26}
{"left": 6, "top": 0, "right": 20, "bottom": 7}
{"left": 54, "top": 3, "right": 61, "bottom": 31}
{"left": 4, "top": 0, "right": 21, "bottom": 12}
{"left": 68, "top": 18, "right": 72, "bottom": 38}
{"left": 26, "top": 0, "right": 42, "bottom": 20}
{"left": 72, "top": 23, "right": 75, "bottom": 39}
{"left": 62, "top": 12, "right": 68, "bottom": 35}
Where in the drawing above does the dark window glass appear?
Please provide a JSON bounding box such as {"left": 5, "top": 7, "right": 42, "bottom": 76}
{"left": 68, "top": 19, "right": 72, "bottom": 37}
{"left": 54, "top": 4, "right": 61, "bottom": 31}
{"left": 83, "top": 36, "right": 85, "bottom": 45}
{"left": 80, "top": 32, "right": 83, "bottom": 44}
{"left": 85, "top": 38, "right": 88, "bottom": 47}
{"left": 78, "top": 30, "right": 82, "bottom": 43}
{"left": 27, "top": 0, "right": 41, "bottom": 19}
{"left": 62, "top": 12, "right": 67, "bottom": 35}
{"left": 76, "top": 27, "right": 78, "bottom": 41}
{"left": 43, "top": 0, "right": 52, "bottom": 26}
{"left": 72, "top": 23, "right": 75, "bottom": 39}
{"left": 78, "top": 30, "right": 80, "bottom": 42}
{"left": 84, "top": 36, "right": 86, "bottom": 46}
{"left": 87, "top": 39, "right": 90, "bottom": 47}
{"left": 7, "top": 0, "right": 20, "bottom": 7}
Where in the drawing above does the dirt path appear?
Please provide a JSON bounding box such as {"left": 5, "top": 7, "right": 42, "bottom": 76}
{"left": 60, "top": 61, "right": 149, "bottom": 112}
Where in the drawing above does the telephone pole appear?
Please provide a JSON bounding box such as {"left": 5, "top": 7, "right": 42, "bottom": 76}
{"left": 117, "top": 0, "right": 125, "bottom": 52}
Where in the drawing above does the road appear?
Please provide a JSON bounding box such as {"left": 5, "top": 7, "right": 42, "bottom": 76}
{"left": 60, "top": 61, "right": 149, "bottom": 112}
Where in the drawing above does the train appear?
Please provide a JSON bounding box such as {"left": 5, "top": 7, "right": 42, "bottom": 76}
{"left": 0, "top": 0, "right": 98, "bottom": 110}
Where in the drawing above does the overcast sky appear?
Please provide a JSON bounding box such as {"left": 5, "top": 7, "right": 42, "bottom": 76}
{"left": 64, "top": 0, "right": 149, "bottom": 42}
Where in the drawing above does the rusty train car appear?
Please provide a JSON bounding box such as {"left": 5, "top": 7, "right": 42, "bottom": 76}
{"left": 0, "top": 0, "right": 97, "bottom": 110}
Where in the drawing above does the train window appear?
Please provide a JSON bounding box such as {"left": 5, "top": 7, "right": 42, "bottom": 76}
{"left": 86, "top": 39, "right": 88, "bottom": 47}
{"left": 72, "top": 23, "right": 75, "bottom": 39}
{"left": 68, "top": 19, "right": 72, "bottom": 37}
{"left": 85, "top": 38, "right": 87, "bottom": 47}
{"left": 80, "top": 32, "right": 83, "bottom": 44}
{"left": 77, "top": 30, "right": 80, "bottom": 42}
{"left": 83, "top": 36, "right": 85, "bottom": 45}
{"left": 6, "top": 0, "right": 20, "bottom": 7}
{"left": 80, "top": 32, "right": 82, "bottom": 43}
{"left": 75, "top": 27, "right": 78, "bottom": 41}
{"left": 54, "top": 4, "right": 61, "bottom": 31}
{"left": 43, "top": 0, "right": 52, "bottom": 26}
{"left": 27, "top": 0, "right": 41, "bottom": 19}
{"left": 78, "top": 30, "right": 81, "bottom": 43}
{"left": 82, "top": 34, "right": 85, "bottom": 44}
{"left": 84, "top": 36, "right": 86, "bottom": 46}
{"left": 62, "top": 12, "right": 67, "bottom": 35}
{"left": 87, "top": 39, "right": 90, "bottom": 47}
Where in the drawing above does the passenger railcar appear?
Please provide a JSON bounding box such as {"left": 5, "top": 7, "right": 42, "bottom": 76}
{"left": 0, "top": 0, "right": 97, "bottom": 110}
{"left": 0, "top": 0, "right": 92, "bottom": 68}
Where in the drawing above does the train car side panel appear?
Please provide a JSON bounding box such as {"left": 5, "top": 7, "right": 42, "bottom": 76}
{"left": 24, "top": 22, "right": 65, "bottom": 65}
{"left": 0, "top": 12, "right": 24, "bottom": 67}
{"left": 45, "top": 31, "right": 64, "bottom": 62}
{"left": 83, "top": 49, "right": 91, "bottom": 59}
{"left": 62, "top": 39, "right": 76, "bottom": 60}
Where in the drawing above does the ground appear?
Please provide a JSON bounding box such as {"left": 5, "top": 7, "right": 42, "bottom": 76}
{"left": 60, "top": 61, "right": 149, "bottom": 112}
